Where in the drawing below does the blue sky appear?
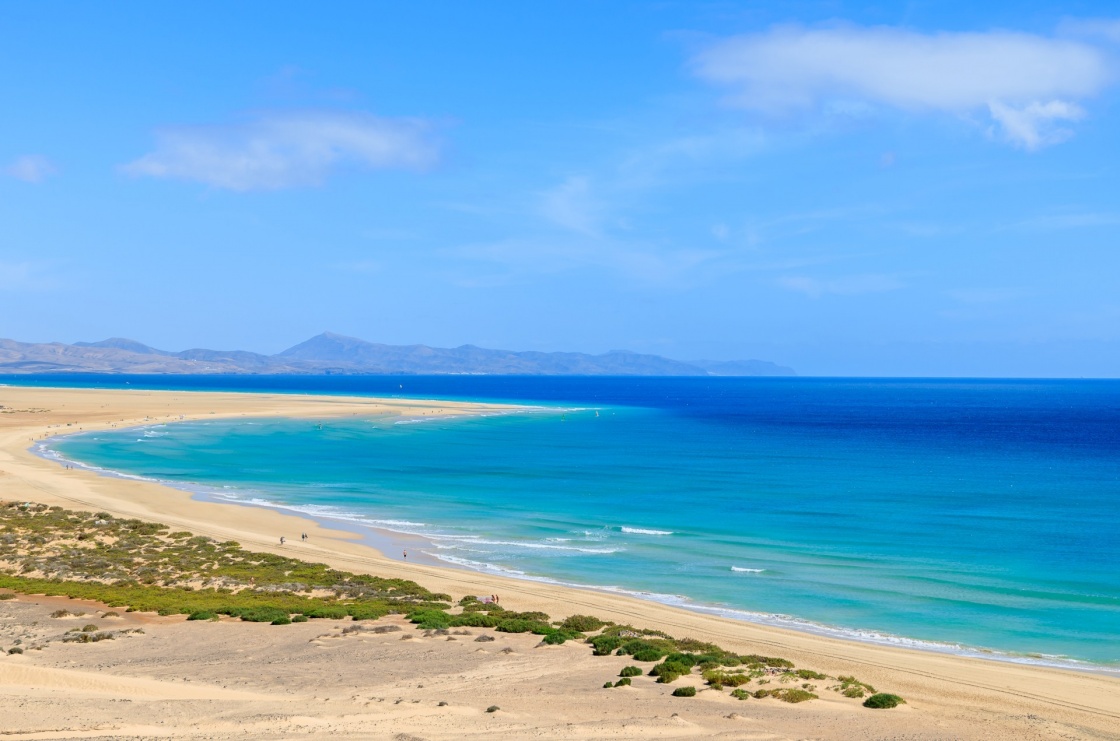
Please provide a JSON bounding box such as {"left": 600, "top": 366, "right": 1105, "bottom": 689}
{"left": 2, "top": 1, "right": 1119, "bottom": 376}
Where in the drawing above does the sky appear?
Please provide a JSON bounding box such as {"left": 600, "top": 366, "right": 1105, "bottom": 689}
{"left": 2, "top": 1, "right": 1119, "bottom": 377}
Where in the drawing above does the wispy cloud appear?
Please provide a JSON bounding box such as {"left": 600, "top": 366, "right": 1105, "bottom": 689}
{"left": 5, "top": 155, "right": 57, "bottom": 183}
{"left": 123, "top": 111, "right": 441, "bottom": 191}
{"left": 777, "top": 273, "right": 905, "bottom": 298}
{"left": 692, "top": 24, "right": 1115, "bottom": 149}
{"left": 538, "top": 176, "right": 605, "bottom": 236}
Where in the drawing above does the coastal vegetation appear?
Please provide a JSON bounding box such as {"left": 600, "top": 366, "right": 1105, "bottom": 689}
{"left": 0, "top": 500, "right": 904, "bottom": 709}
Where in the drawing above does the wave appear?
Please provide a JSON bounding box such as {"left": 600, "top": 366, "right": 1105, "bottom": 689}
{"left": 620, "top": 526, "right": 674, "bottom": 536}
{"left": 731, "top": 566, "right": 765, "bottom": 573}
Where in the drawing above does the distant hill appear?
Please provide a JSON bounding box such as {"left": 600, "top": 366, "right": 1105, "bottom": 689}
{"left": 0, "top": 332, "right": 794, "bottom": 376}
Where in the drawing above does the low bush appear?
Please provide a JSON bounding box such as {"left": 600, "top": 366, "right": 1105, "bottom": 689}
{"left": 588, "top": 635, "right": 624, "bottom": 655}
{"left": 541, "top": 629, "right": 582, "bottom": 645}
{"left": 796, "top": 669, "right": 828, "bottom": 680}
{"left": 485, "top": 705, "right": 500, "bottom": 713}
{"left": 863, "top": 693, "right": 905, "bottom": 709}
{"left": 292, "top": 614, "right": 309, "bottom": 623}
{"left": 0, "top": 593, "right": 15, "bottom": 600}
{"left": 81, "top": 624, "right": 99, "bottom": 632}
{"left": 614, "top": 677, "right": 632, "bottom": 687}
{"left": 619, "top": 666, "right": 643, "bottom": 677}
{"left": 271, "top": 616, "right": 292, "bottom": 625}
{"left": 302, "top": 606, "right": 349, "bottom": 620}
{"left": 8, "top": 647, "right": 23, "bottom": 654}
{"left": 741, "top": 654, "right": 794, "bottom": 669}
{"left": 49, "top": 609, "right": 73, "bottom": 618}
{"left": 702, "top": 670, "right": 753, "bottom": 689}
{"left": 842, "top": 686, "right": 865, "bottom": 698}
{"left": 754, "top": 688, "right": 817, "bottom": 703}
{"left": 672, "top": 686, "right": 696, "bottom": 697}
{"left": 730, "top": 688, "right": 751, "bottom": 700}
{"left": 187, "top": 610, "right": 215, "bottom": 621}
{"left": 495, "top": 618, "right": 551, "bottom": 635}
{"left": 558, "top": 614, "right": 607, "bottom": 632}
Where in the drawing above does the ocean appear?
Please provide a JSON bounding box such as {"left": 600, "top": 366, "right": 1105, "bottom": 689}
{"left": 21, "top": 375, "right": 1119, "bottom": 671}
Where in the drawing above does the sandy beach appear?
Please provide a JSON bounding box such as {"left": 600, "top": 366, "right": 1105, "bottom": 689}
{"left": 1, "top": 385, "right": 1117, "bottom": 740}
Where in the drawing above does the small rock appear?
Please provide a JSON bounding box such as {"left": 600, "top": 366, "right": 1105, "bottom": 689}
{"left": 486, "top": 705, "right": 500, "bottom": 713}
{"left": 438, "top": 701, "right": 449, "bottom": 707}
{"left": 474, "top": 635, "right": 495, "bottom": 643}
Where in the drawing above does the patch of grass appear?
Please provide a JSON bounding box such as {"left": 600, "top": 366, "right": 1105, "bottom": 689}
{"left": 80, "top": 623, "right": 99, "bottom": 632}
{"left": 0, "top": 593, "right": 15, "bottom": 600}
{"left": 619, "top": 666, "right": 643, "bottom": 677}
{"left": 796, "top": 669, "right": 828, "bottom": 680}
{"left": 672, "top": 686, "right": 696, "bottom": 697}
{"left": 863, "top": 693, "right": 905, "bottom": 709}
{"left": 730, "top": 688, "right": 751, "bottom": 700}
{"left": 614, "top": 677, "right": 631, "bottom": 687}
{"left": 292, "top": 614, "right": 309, "bottom": 623}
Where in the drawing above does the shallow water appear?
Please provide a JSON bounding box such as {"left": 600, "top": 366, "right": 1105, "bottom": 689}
{"left": 41, "top": 376, "right": 1120, "bottom": 668}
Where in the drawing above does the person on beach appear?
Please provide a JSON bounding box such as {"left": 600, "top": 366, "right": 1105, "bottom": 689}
{"left": 280, "top": 536, "right": 285, "bottom": 546}
{"left": 403, "top": 549, "right": 408, "bottom": 559}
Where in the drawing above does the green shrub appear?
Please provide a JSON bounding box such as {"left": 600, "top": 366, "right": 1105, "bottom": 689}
{"left": 730, "top": 688, "right": 751, "bottom": 700}
{"left": 541, "top": 629, "right": 582, "bottom": 645}
{"left": 271, "top": 616, "right": 292, "bottom": 625}
{"left": 559, "top": 614, "right": 607, "bottom": 632}
{"left": 650, "top": 660, "right": 693, "bottom": 683}
{"left": 842, "top": 686, "right": 865, "bottom": 698}
{"left": 292, "top": 614, "right": 309, "bottom": 623}
{"left": 754, "top": 688, "right": 817, "bottom": 703}
{"left": 703, "top": 670, "right": 753, "bottom": 689}
{"left": 618, "top": 638, "right": 673, "bottom": 660}
{"left": 495, "top": 618, "right": 551, "bottom": 634}
{"left": 741, "top": 654, "right": 794, "bottom": 669}
{"left": 863, "top": 693, "right": 905, "bottom": 709}
{"left": 449, "top": 612, "right": 501, "bottom": 629}
{"left": 619, "top": 666, "right": 643, "bottom": 677}
{"left": 303, "top": 606, "right": 349, "bottom": 620}
{"left": 407, "top": 609, "right": 452, "bottom": 630}
{"left": 614, "top": 677, "right": 631, "bottom": 687}
{"left": 672, "top": 686, "right": 696, "bottom": 697}
{"left": 796, "top": 669, "right": 828, "bottom": 680}
{"left": 0, "top": 593, "right": 15, "bottom": 600}
{"left": 8, "top": 647, "right": 23, "bottom": 654}
{"left": 81, "top": 624, "right": 99, "bottom": 632}
{"left": 347, "top": 604, "right": 389, "bottom": 621}
{"left": 588, "top": 635, "right": 624, "bottom": 655}
{"left": 187, "top": 610, "right": 215, "bottom": 621}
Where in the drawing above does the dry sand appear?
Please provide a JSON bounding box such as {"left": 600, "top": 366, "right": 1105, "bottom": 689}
{"left": 0, "top": 385, "right": 1117, "bottom": 740}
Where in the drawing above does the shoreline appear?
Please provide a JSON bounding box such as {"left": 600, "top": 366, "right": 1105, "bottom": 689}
{"left": 36, "top": 417, "right": 1119, "bottom": 678}
{"left": 2, "top": 385, "right": 1119, "bottom": 738}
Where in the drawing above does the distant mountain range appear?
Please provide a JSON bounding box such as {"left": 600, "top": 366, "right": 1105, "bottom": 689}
{"left": 0, "top": 332, "right": 795, "bottom": 376}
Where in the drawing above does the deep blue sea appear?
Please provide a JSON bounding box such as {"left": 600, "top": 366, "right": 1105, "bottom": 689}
{"left": 15, "top": 375, "right": 1119, "bottom": 670}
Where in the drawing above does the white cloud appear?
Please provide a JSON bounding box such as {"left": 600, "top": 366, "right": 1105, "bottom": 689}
{"left": 987, "top": 99, "right": 1084, "bottom": 149}
{"left": 538, "top": 176, "right": 604, "bottom": 235}
{"left": 778, "top": 273, "right": 904, "bottom": 298}
{"left": 5, "top": 155, "right": 56, "bottom": 183}
{"left": 693, "top": 24, "right": 1115, "bottom": 149}
{"left": 123, "top": 111, "right": 440, "bottom": 190}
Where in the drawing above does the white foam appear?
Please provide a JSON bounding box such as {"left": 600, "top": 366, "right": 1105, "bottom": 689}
{"left": 731, "top": 566, "right": 765, "bottom": 573}
{"left": 621, "top": 526, "right": 674, "bottom": 536}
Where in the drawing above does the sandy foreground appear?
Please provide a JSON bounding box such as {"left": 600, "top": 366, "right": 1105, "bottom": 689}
{"left": 0, "top": 385, "right": 1117, "bottom": 740}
